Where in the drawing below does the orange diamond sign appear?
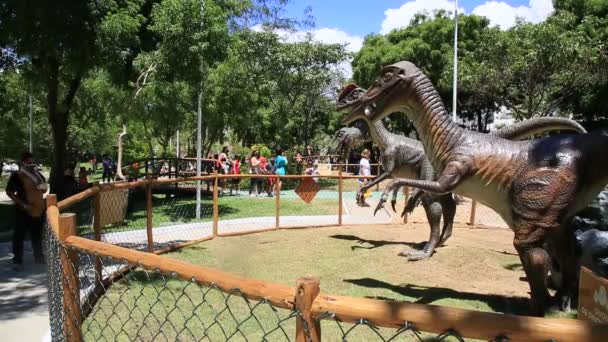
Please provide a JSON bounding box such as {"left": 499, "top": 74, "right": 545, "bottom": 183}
{"left": 295, "top": 178, "right": 321, "bottom": 203}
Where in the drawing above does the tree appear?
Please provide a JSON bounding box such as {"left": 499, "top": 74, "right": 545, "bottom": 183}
{"left": 463, "top": 14, "right": 600, "bottom": 120}
{"left": 0, "top": 70, "right": 52, "bottom": 164}
{"left": 211, "top": 29, "right": 348, "bottom": 149}
{"left": 0, "top": 1, "right": 151, "bottom": 191}
{"left": 551, "top": 0, "right": 608, "bottom": 123}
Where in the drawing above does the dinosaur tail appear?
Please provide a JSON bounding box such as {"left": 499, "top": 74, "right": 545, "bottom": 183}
{"left": 494, "top": 117, "right": 587, "bottom": 141}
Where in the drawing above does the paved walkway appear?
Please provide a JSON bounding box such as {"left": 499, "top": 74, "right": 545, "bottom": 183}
{"left": 0, "top": 244, "right": 50, "bottom": 342}
{"left": 0, "top": 192, "right": 393, "bottom": 341}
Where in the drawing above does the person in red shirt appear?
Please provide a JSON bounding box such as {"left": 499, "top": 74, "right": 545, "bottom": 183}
{"left": 230, "top": 155, "right": 241, "bottom": 195}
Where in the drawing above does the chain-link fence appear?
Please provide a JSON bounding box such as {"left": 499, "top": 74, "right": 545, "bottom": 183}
{"left": 47, "top": 191, "right": 596, "bottom": 342}
{"left": 56, "top": 174, "right": 512, "bottom": 256}
{"left": 44, "top": 221, "right": 304, "bottom": 341}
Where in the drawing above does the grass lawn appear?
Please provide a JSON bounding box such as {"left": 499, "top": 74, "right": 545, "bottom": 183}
{"left": 83, "top": 225, "right": 574, "bottom": 341}
{"left": 77, "top": 193, "right": 339, "bottom": 236}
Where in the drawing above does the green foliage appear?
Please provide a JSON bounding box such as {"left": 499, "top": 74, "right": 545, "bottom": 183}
{"left": 0, "top": 71, "right": 52, "bottom": 162}
{"left": 211, "top": 29, "right": 348, "bottom": 148}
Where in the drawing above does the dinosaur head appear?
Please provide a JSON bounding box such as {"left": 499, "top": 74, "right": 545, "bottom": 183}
{"left": 337, "top": 83, "right": 368, "bottom": 125}
{"left": 332, "top": 125, "right": 368, "bottom": 161}
{"left": 357, "top": 61, "right": 422, "bottom": 123}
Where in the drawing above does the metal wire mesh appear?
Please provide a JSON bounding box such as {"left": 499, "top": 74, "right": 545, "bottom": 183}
{"left": 45, "top": 225, "right": 304, "bottom": 341}
{"left": 148, "top": 181, "right": 214, "bottom": 250}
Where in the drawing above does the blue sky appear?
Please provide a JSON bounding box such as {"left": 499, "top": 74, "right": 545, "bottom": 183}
{"left": 274, "top": 0, "right": 554, "bottom": 77}
{"left": 282, "top": 0, "right": 553, "bottom": 38}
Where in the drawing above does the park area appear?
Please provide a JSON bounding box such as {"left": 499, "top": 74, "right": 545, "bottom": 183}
{"left": 2, "top": 1, "right": 608, "bottom": 342}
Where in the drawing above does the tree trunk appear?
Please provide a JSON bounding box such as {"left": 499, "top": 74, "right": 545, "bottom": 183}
{"left": 115, "top": 125, "right": 127, "bottom": 181}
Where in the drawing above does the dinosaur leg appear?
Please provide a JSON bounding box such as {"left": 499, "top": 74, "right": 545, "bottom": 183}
{"left": 513, "top": 230, "right": 552, "bottom": 316}
{"left": 552, "top": 226, "right": 579, "bottom": 312}
{"left": 399, "top": 195, "right": 442, "bottom": 261}
{"left": 438, "top": 194, "right": 457, "bottom": 246}
{"left": 511, "top": 166, "right": 578, "bottom": 315}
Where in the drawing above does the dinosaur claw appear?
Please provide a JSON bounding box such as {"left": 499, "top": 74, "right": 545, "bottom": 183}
{"left": 390, "top": 199, "right": 397, "bottom": 212}
{"left": 373, "top": 199, "right": 386, "bottom": 216}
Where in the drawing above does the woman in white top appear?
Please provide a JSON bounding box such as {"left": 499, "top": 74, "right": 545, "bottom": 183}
{"left": 359, "top": 149, "right": 372, "bottom": 206}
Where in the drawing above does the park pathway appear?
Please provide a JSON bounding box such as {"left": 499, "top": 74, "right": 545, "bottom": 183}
{"left": 0, "top": 243, "right": 50, "bottom": 342}
{"left": 0, "top": 193, "right": 395, "bottom": 341}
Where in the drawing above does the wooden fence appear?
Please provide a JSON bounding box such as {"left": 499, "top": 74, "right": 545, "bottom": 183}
{"left": 47, "top": 184, "right": 608, "bottom": 341}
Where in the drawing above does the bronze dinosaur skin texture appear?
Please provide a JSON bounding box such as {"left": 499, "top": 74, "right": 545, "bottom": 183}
{"left": 337, "top": 85, "right": 458, "bottom": 261}
{"left": 345, "top": 61, "right": 608, "bottom": 316}
{"left": 336, "top": 84, "right": 587, "bottom": 262}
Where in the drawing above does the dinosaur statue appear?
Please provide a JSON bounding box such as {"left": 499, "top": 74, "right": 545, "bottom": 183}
{"left": 343, "top": 61, "right": 608, "bottom": 315}
{"left": 336, "top": 84, "right": 588, "bottom": 261}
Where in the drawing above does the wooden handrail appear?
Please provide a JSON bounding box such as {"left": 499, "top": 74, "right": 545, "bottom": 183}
{"left": 63, "top": 236, "right": 295, "bottom": 310}
{"left": 55, "top": 173, "right": 380, "bottom": 211}
{"left": 311, "top": 294, "right": 608, "bottom": 342}
{"left": 57, "top": 186, "right": 100, "bottom": 210}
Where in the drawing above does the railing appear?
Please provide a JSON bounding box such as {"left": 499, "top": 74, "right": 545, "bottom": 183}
{"left": 44, "top": 174, "right": 607, "bottom": 341}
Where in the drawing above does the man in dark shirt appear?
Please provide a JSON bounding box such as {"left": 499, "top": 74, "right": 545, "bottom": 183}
{"left": 102, "top": 154, "right": 114, "bottom": 183}
{"left": 5, "top": 152, "right": 47, "bottom": 271}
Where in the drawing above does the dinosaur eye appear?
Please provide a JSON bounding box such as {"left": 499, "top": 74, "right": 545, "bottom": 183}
{"left": 383, "top": 71, "right": 394, "bottom": 82}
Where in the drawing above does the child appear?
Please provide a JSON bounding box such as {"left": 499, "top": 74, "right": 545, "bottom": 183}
{"left": 358, "top": 149, "right": 372, "bottom": 207}
{"left": 304, "top": 159, "right": 320, "bottom": 183}
{"left": 78, "top": 167, "right": 89, "bottom": 188}
{"left": 230, "top": 155, "right": 241, "bottom": 195}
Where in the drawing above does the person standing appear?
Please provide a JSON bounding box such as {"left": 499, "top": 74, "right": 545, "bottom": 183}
{"left": 102, "top": 154, "right": 113, "bottom": 183}
{"left": 358, "top": 148, "right": 372, "bottom": 207}
{"left": 249, "top": 150, "right": 260, "bottom": 196}
{"left": 230, "top": 155, "right": 241, "bottom": 195}
{"left": 275, "top": 149, "right": 288, "bottom": 176}
{"left": 275, "top": 148, "right": 288, "bottom": 193}
{"left": 78, "top": 166, "right": 89, "bottom": 188}
{"left": 5, "top": 152, "right": 47, "bottom": 271}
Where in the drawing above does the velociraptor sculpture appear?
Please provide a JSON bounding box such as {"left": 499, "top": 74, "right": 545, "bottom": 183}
{"left": 336, "top": 84, "right": 588, "bottom": 261}
{"left": 343, "top": 61, "right": 608, "bottom": 315}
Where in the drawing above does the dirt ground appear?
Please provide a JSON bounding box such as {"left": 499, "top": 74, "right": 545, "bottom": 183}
{"left": 172, "top": 223, "right": 531, "bottom": 314}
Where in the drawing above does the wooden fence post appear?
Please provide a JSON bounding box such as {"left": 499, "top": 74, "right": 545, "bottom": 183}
{"left": 338, "top": 170, "right": 343, "bottom": 225}
{"left": 403, "top": 186, "right": 410, "bottom": 224}
{"left": 295, "top": 277, "right": 321, "bottom": 342}
{"left": 275, "top": 176, "right": 281, "bottom": 229}
{"left": 468, "top": 200, "right": 477, "bottom": 228}
{"left": 212, "top": 170, "right": 219, "bottom": 236}
{"left": 58, "top": 213, "right": 82, "bottom": 342}
{"left": 146, "top": 174, "right": 154, "bottom": 252}
{"left": 46, "top": 194, "right": 57, "bottom": 208}
{"left": 92, "top": 182, "right": 103, "bottom": 282}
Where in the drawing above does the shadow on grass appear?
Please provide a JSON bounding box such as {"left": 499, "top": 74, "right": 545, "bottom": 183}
{"left": 330, "top": 234, "right": 428, "bottom": 251}
{"left": 344, "top": 277, "right": 530, "bottom": 315}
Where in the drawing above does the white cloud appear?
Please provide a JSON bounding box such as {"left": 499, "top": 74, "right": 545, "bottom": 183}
{"left": 265, "top": 27, "right": 363, "bottom": 53}
{"left": 381, "top": 0, "right": 554, "bottom": 32}
{"left": 313, "top": 28, "right": 364, "bottom": 53}
{"left": 472, "top": 0, "right": 554, "bottom": 29}
{"left": 381, "top": 0, "right": 464, "bottom": 34}
{"left": 253, "top": 26, "right": 363, "bottom": 78}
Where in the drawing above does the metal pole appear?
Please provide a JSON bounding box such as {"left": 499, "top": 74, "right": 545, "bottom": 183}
{"left": 196, "top": 1, "right": 204, "bottom": 219}
{"left": 452, "top": 0, "right": 458, "bottom": 122}
{"left": 29, "top": 95, "right": 33, "bottom": 152}
{"left": 176, "top": 130, "right": 180, "bottom": 158}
